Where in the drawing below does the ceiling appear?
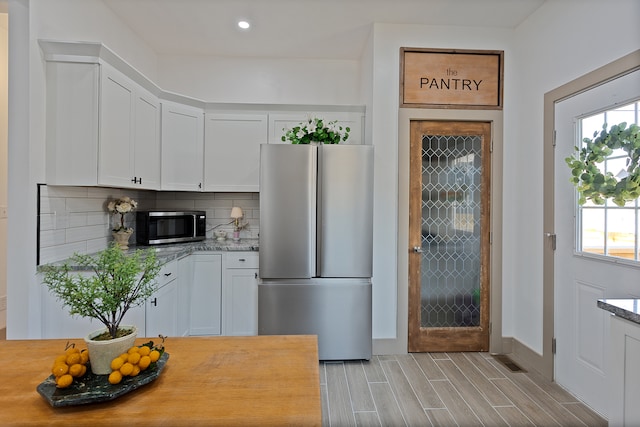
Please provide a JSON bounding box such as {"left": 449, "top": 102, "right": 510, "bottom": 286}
{"left": 101, "top": 0, "right": 546, "bottom": 60}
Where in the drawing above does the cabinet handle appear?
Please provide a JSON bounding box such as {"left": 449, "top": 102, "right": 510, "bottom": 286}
{"left": 255, "top": 272, "right": 258, "bottom": 279}
{"left": 164, "top": 272, "right": 172, "bottom": 277}
{"left": 238, "top": 258, "right": 246, "bottom": 262}
{"left": 151, "top": 298, "right": 157, "bottom": 306}
{"left": 139, "top": 177, "right": 142, "bottom": 185}
{"left": 131, "top": 177, "right": 138, "bottom": 184}
{"left": 198, "top": 183, "right": 202, "bottom": 189}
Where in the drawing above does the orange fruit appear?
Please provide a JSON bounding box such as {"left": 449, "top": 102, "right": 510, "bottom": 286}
{"left": 65, "top": 347, "right": 80, "bottom": 355}
{"left": 110, "top": 357, "right": 124, "bottom": 371}
{"left": 127, "top": 352, "right": 141, "bottom": 365}
{"left": 54, "top": 354, "right": 67, "bottom": 365}
{"left": 119, "top": 362, "right": 134, "bottom": 376}
{"left": 108, "top": 370, "right": 122, "bottom": 385}
{"left": 130, "top": 365, "right": 141, "bottom": 377}
{"left": 68, "top": 363, "right": 83, "bottom": 378}
{"left": 52, "top": 363, "right": 69, "bottom": 377}
{"left": 80, "top": 349, "right": 90, "bottom": 364}
{"left": 138, "top": 355, "right": 151, "bottom": 370}
{"left": 119, "top": 353, "right": 129, "bottom": 362}
{"left": 127, "top": 346, "right": 140, "bottom": 354}
{"left": 56, "top": 374, "right": 73, "bottom": 388}
{"left": 138, "top": 346, "right": 151, "bottom": 357}
{"left": 149, "top": 350, "right": 160, "bottom": 363}
{"left": 66, "top": 352, "right": 81, "bottom": 366}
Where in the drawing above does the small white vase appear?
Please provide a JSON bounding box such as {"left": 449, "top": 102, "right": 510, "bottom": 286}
{"left": 84, "top": 325, "right": 137, "bottom": 375}
{"left": 112, "top": 229, "right": 134, "bottom": 250}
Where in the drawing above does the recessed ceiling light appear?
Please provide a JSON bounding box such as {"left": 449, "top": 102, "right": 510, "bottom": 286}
{"left": 238, "top": 20, "right": 250, "bottom": 30}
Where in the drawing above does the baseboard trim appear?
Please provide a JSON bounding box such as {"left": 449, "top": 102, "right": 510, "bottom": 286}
{"left": 373, "top": 338, "right": 406, "bottom": 355}
{"left": 503, "top": 337, "right": 550, "bottom": 380}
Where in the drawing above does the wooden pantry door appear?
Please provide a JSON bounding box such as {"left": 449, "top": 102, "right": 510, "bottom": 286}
{"left": 408, "top": 120, "right": 491, "bottom": 352}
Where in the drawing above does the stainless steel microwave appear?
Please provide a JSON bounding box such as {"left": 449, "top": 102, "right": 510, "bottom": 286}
{"left": 136, "top": 211, "right": 206, "bottom": 245}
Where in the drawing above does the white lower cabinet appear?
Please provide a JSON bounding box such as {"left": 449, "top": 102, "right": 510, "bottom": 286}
{"left": 40, "top": 251, "right": 255, "bottom": 339}
{"left": 223, "top": 252, "right": 259, "bottom": 336}
{"left": 189, "top": 253, "right": 223, "bottom": 335}
{"left": 145, "top": 279, "right": 178, "bottom": 338}
{"left": 145, "top": 259, "right": 180, "bottom": 338}
{"left": 609, "top": 315, "right": 640, "bottom": 426}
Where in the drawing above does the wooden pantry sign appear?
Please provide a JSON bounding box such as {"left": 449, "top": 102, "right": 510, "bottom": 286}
{"left": 400, "top": 48, "right": 503, "bottom": 109}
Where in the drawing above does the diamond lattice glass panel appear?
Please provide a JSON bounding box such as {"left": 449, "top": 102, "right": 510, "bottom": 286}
{"left": 420, "top": 134, "right": 482, "bottom": 327}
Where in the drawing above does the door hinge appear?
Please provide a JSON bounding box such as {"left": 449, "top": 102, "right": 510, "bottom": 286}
{"left": 552, "top": 337, "right": 557, "bottom": 354}
{"left": 553, "top": 130, "right": 557, "bottom": 147}
{"left": 545, "top": 232, "right": 557, "bottom": 250}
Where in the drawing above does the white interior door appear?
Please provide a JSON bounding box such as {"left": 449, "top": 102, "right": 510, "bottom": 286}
{"left": 554, "top": 69, "right": 640, "bottom": 417}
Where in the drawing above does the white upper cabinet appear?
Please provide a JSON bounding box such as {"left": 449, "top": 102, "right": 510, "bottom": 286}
{"left": 41, "top": 41, "right": 365, "bottom": 192}
{"left": 204, "top": 113, "right": 267, "bottom": 192}
{"left": 44, "top": 61, "right": 160, "bottom": 189}
{"left": 45, "top": 62, "right": 100, "bottom": 186}
{"left": 132, "top": 88, "right": 161, "bottom": 189}
{"left": 98, "top": 64, "right": 135, "bottom": 188}
{"left": 160, "top": 101, "right": 204, "bottom": 191}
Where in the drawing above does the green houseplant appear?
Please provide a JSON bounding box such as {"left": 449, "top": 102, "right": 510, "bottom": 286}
{"left": 282, "top": 117, "right": 350, "bottom": 144}
{"left": 41, "top": 243, "right": 161, "bottom": 374}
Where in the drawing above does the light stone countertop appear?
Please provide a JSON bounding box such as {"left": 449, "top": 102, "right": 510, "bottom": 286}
{"left": 598, "top": 298, "right": 640, "bottom": 325}
{"left": 40, "top": 238, "right": 259, "bottom": 270}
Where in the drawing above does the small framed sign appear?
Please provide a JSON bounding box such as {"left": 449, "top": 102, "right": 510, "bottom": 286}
{"left": 400, "top": 48, "right": 503, "bottom": 109}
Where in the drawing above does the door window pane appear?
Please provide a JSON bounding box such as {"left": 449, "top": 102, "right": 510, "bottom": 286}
{"left": 577, "top": 100, "right": 639, "bottom": 261}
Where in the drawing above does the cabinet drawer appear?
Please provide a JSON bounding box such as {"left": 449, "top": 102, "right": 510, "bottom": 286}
{"left": 158, "top": 260, "right": 178, "bottom": 287}
{"left": 225, "top": 253, "right": 259, "bottom": 269}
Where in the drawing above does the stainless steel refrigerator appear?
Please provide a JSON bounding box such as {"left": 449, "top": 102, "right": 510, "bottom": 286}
{"left": 258, "top": 143, "right": 374, "bottom": 360}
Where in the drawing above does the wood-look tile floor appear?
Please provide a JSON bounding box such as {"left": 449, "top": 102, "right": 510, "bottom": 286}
{"left": 319, "top": 352, "right": 607, "bottom": 427}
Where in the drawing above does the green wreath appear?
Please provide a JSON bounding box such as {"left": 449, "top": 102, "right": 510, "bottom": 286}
{"left": 565, "top": 121, "right": 640, "bottom": 207}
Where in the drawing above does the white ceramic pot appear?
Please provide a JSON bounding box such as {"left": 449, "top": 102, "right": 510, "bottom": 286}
{"left": 84, "top": 325, "right": 137, "bottom": 375}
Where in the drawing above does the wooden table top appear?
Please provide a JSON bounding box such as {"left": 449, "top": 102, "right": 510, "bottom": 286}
{"left": 0, "top": 335, "right": 321, "bottom": 426}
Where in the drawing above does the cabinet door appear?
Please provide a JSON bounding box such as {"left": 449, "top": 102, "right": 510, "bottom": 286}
{"left": 133, "top": 87, "right": 161, "bottom": 189}
{"left": 45, "top": 62, "right": 99, "bottom": 185}
{"left": 146, "top": 280, "right": 178, "bottom": 338}
{"left": 161, "top": 101, "right": 204, "bottom": 191}
{"left": 224, "top": 268, "right": 259, "bottom": 336}
{"left": 98, "top": 64, "right": 135, "bottom": 187}
{"left": 268, "top": 113, "right": 308, "bottom": 144}
{"left": 177, "top": 256, "right": 193, "bottom": 337}
{"left": 223, "top": 253, "right": 259, "bottom": 336}
{"left": 204, "top": 113, "right": 267, "bottom": 191}
{"left": 190, "top": 253, "right": 222, "bottom": 335}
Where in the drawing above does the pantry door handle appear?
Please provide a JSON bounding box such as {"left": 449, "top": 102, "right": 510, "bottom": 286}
{"left": 413, "top": 246, "right": 423, "bottom": 253}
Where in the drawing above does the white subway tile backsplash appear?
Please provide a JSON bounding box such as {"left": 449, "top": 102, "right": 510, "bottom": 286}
{"left": 39, "top": 186, "right": 261, "bottom": 263}
{"left": 40, "top": 229, "right": 66, "bottom": 248}
{"left": 66, "top": 224, "right": 108, "bottom": 243}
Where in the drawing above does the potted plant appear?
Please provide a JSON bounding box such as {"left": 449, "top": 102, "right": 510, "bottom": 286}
{"left": 41, "top": 243, "right": 161, "bottom": 374}
{"left": 282, "top": 116, "right": 350, "bottom": 144}
{"left": 108, "top": 196, "right": 138, "bottom": 249}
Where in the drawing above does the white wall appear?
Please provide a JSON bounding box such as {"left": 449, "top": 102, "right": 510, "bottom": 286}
{"left": 370, "top": 23, "right": 513, "bottom": 348}
{"left": 157, "top": 55, "right": 362, "bottom": 105}
{"left": 508, "top": 0, "right": 640, "bottom": 353}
